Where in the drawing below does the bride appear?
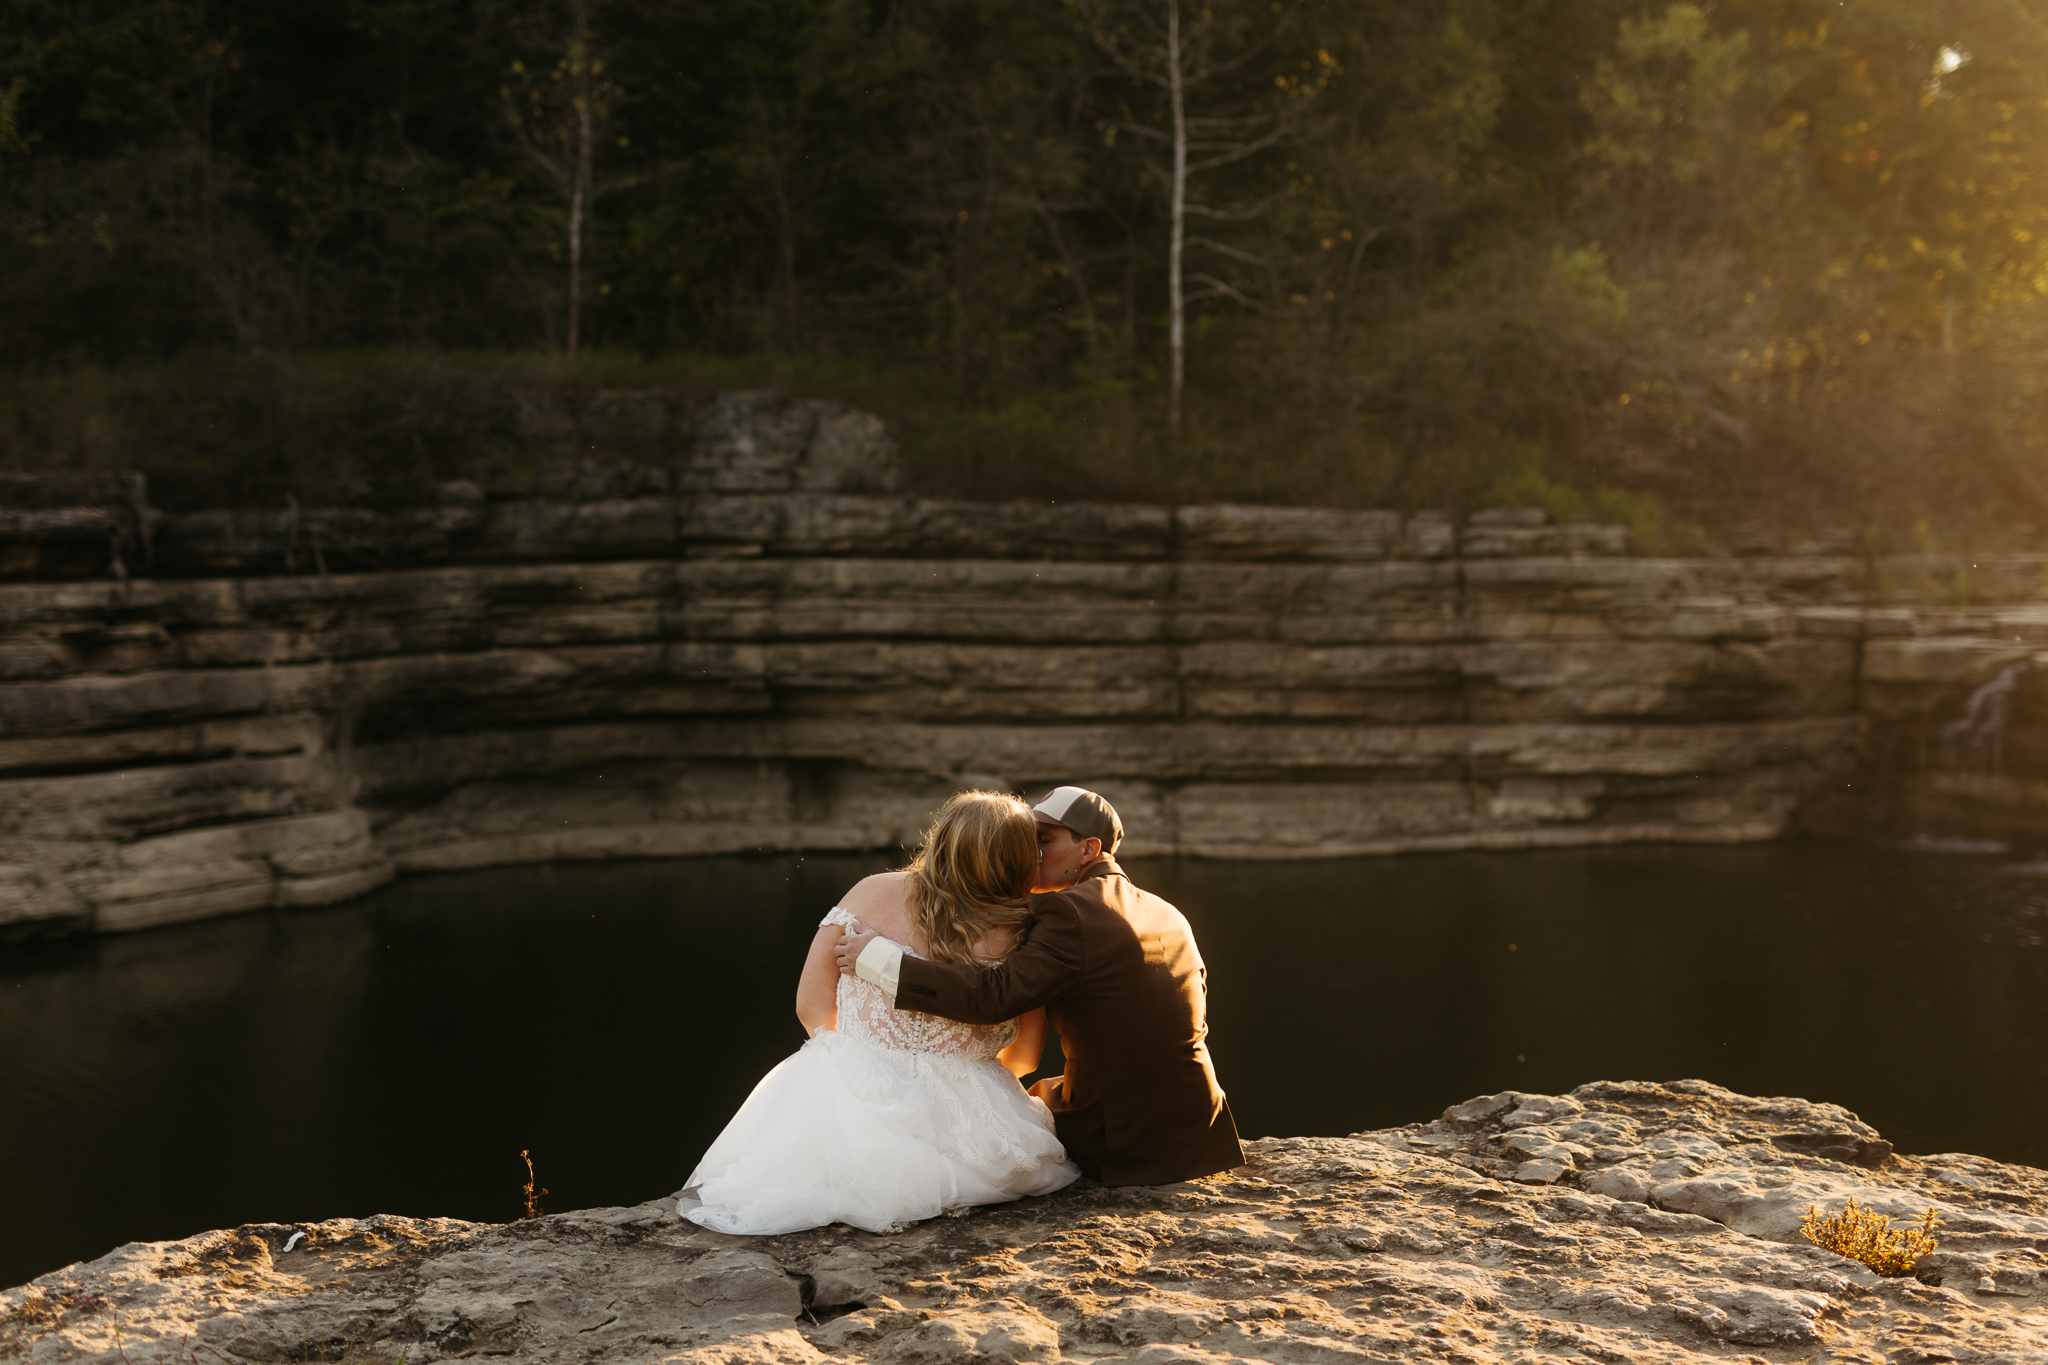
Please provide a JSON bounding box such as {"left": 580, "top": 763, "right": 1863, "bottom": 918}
{"left": 678, "top": 790, "right": 1081, "bottom": 1234}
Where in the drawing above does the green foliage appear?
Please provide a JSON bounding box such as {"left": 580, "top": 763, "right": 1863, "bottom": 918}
{"left": 1546, "top": 247, "right": 1630, "bottom": 336}
{"left": 1801, "top": 1199, "right": 1941, "bottom": 1278}
{"left": 0, "top": 77, "right": 26, "bottom": 158}
{"left": 0, "top": 350, "right": 606, "bottom": 507}
{"left": 0, "top": 347, "right": 1021, "bottom": 507}
{"left": 1584, "top": 4, "right": 1754, "bottom": 192}
{"left": 1, "top": 0, "right": 2047, "bottom": 537}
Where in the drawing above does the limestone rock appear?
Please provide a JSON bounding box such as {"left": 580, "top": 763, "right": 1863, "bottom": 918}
{"left": 18, "top": 391, "right": 2048, "bottom": 935}
{"left": 689, "top": 391, "right": 829, "bottom": 494}
{"left": 0, "top": 862, "right": 90, "bottom": 939}
{"left": 796, "top": 407, "right": 900, "bottom": 495}
{"left": 7, "top": 1083, "right": 2046, "bottom": 1365}
{"left": 680, "top": 1249, "right": 806, "bottom": 1318}
{"left": 1862, "top": 636, "right": 2035, "bottom": 688}
{"left": 0, "top": 515, "right": 1914, "bottom": 934}
{"left": 1171, "top": 505, "right": 1402, "bottom": 561}
{"left": 865, "top": 1304, "right": 1061, "bottom": 1363}
{"left": 806, "top": 1246, "right": 887, "bottom": 1309}
{"left": 686, "top": 393, "right": 902, "bottom": 497}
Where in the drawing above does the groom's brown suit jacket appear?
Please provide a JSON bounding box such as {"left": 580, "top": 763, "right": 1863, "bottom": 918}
{"left": 893, "top": 856, "right": 1243, "bottom": 1186}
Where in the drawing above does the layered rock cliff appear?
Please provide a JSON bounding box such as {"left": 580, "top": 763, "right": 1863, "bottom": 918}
{"left": 6, "top": 1081, "right": 2045, "bottom": 1363}
{"left": 8, "top": 390, "right": 2048, "bottom": 939}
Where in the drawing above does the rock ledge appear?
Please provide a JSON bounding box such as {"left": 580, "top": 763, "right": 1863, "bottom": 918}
{"left": 6, "top": 1081, "right": 2046, "bottom": 1363}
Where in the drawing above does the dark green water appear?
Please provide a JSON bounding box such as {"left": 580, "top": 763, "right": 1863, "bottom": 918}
{"left": 5, "top": 839, "right": 2047, "bottom": 1289}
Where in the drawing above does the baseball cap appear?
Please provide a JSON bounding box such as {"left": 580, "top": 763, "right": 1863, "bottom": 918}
{"left": 1029, "top": 786, "right": 1123, "bottom": 854}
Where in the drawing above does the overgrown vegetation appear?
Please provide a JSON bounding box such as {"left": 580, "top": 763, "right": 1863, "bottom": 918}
{"left": 0, "top": 348, "right": 1685, "bottom": 521}
{"left": 5, "top": 0, "right": 2048, "bottom": 543}
{"left": 1801, "top": 1198, "right": 1942, "bottom": 1277}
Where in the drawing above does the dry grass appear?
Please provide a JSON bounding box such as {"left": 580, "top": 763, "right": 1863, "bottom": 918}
{"left": 1801, "top": 1198, "right": 1942, "bottom": 1277}
{"left": 0, "top": 1288, "right": 110, "bottom": 1359}
{"left": 520, "top": 1150, "right": 548, "bottom": 1221}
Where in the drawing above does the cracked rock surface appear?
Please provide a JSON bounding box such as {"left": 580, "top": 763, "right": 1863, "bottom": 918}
{"left": 6, "top": 1080, "right": 2044, "bottom": 1364}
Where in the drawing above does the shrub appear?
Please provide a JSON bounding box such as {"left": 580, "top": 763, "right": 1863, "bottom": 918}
{"left": 1800, "top": 1198, "right": 1941, "bottom": 1277}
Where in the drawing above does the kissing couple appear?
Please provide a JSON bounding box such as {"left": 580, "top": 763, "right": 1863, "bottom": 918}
{"left": 676, "top": 786, "right": 1244, "bottom": 1234}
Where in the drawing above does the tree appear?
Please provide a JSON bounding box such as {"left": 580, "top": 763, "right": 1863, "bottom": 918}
{"left": 1081, "top": 0, "right": 1328, "bottom": 430}
{"left": 501, "top": 0, "right": 628, "bottom": 356}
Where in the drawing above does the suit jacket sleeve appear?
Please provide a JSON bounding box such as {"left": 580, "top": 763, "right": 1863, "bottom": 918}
{"left": 893, "top": 896, "right": 1084, "bottom": 1025}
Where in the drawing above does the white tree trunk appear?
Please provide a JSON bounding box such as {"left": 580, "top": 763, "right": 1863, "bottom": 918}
{"left": 1167, "top": 0, "right": 1186, "bottom": 433}
{"left": 569, "top": 125, "right": 587, "bottom": 357}
{"left": 567, "top": 0, "right": 594, "bottom": 358}
{"left": 565, "top": 34, "right": 589, "bottom": 360}
{"left": 567, "top": 200, "right": 583, "bottom": 355}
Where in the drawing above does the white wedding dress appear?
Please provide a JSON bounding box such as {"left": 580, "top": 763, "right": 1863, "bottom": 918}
{"left": 678, "top": 908, "right": 1080, "bottom": 1235}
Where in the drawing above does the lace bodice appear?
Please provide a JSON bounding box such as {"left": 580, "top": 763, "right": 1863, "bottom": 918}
{"left": 822, "top": 908, "right": 1018, "bottom": 1062}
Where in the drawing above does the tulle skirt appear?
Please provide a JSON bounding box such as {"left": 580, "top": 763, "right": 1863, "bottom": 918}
{"left": 679, "top": 1029, "right": 1081, "bottom": 1235}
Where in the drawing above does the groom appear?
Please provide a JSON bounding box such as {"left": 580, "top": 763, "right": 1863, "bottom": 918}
{"left": 836, "top": 787, "right": 1244, "bottom": 1186}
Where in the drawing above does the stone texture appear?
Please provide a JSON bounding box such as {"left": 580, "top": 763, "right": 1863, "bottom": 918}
{"left": 1172, "top": 506, "right": 1402, "bottom": 561}
{"left": 8, "top": 536, "right": 1898, "bottom": 935}
{"left": 19, "top": 394, "right": 2048, "bottom": 936}
{"left": 6, "top": 1081, "right": 2045, "bottom": 1364}
{"left": 0, "top": 527, "right": 2000, "bottom": 938}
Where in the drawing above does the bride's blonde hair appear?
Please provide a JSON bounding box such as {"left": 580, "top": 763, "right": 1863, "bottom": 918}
{"left": 903, "top": 790, "right": 1038, "bottom": 965}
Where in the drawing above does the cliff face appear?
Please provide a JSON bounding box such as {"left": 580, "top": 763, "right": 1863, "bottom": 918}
{"left": 5, "top": 1081, "right": 2045, "bottom": 1363}
{"left": 6, "top": 391, "right": 2048, "bottom": 939}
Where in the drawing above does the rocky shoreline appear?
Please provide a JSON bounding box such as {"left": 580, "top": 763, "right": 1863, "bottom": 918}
{"left": 5, "top": 1080, "right": 2044, "bottom": 1364}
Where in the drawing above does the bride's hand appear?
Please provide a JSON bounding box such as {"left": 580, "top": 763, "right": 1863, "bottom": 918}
{"left": 835, "top": 924, "right": 880, "bottom": 977}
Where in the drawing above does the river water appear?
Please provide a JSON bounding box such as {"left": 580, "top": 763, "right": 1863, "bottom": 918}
{"left": 4, "top": 840, "right": 2046, "bottom": 1288}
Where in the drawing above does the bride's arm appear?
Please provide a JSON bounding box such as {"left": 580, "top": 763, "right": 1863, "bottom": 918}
{"left": 996, "top": 1007, "right": 1047, "bottom": 1080}
{"left": 839, "top": 899, "right": 1084, "bottom": 1025}
{"left": 795, "top": 924, "right": 844, "bottom": 1037}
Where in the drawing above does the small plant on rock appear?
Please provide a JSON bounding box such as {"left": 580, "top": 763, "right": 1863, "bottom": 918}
{"left": 1800, "top": 1198, "right": 1941, "bottom": 1276}
{"left": 519, "top": 1149, "right": 548, "bottom": 1220}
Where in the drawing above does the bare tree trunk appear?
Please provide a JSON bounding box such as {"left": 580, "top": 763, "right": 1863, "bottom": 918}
{"left": 1036, "top": 201, "right": 1100, "bottom": 363}
{"left": 568, "top": 0, "right": 594, "bottom": 358}
{"left": 739, "top": 70, "right": 803, "bottom": 350}
{"left": 769, "top": 157, "right": 798, "bottom": 346}
{"left": 501, "top": 0, "right": 633, "bottom": 358}
{"left": 1167, "top": 0, "right": 1187, "bottom": 433}
{"left": 569, "top": 119, "right": 587, "bottom": 356}
{"left": 567, "top": 184, "right": 584, "bottom": 356}
{"left": 1083, "top": 0, "right": 1309, "bottom": 429}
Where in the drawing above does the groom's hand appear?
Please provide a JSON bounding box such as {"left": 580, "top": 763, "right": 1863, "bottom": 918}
{"left": 835, "top": 925, "right": 881, "bottom": 977}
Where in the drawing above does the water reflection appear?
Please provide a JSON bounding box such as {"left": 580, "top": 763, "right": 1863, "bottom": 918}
{"left": 3, "top": 841, "right": 2045, "bottom": 1289}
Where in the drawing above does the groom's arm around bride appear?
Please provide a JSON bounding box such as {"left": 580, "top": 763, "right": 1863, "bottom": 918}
{"left": 838, "top": 787, "right": 1244, "bottom": 1187}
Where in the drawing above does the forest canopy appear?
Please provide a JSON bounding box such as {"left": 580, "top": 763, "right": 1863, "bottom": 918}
{"left": 4, "top": 0, "right": 2048, "bottom": 546}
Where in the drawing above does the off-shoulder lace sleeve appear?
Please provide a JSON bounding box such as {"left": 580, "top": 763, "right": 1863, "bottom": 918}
{"left": 820, "top": 907, "right": 861, "bottom": 930}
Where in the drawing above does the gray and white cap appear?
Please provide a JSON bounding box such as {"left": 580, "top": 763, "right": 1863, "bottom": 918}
{"left": 1029, "top": 786, "right": 1123, "bottom": 854}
